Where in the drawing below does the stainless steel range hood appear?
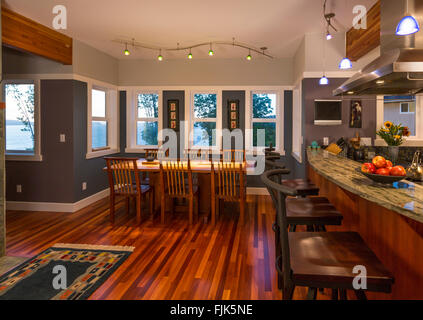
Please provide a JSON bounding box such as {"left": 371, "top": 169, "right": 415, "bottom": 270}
{"left": 334, "top": 0, "right": 423, "bottom": 96}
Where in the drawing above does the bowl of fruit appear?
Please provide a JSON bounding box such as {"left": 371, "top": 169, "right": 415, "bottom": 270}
{"left": 357, "top": 156, "right": 407, "bottom": 184}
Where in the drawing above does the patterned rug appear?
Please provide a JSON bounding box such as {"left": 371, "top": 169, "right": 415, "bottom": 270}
{"left": 0, "top": 243, "right": 134, "bottom": 300}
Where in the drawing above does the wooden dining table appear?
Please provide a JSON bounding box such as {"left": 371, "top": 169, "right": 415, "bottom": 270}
{"left": 104, "top": 159, "right": 256, "bottom": 219}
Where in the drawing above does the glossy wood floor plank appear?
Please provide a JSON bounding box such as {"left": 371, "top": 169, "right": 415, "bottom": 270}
{"left": 5, "top": 195, "right": 330, "bottom": 300}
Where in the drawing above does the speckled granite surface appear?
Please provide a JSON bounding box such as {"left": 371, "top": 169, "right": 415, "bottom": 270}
{"left": 307, "top": 148, "right": 423, "bottom": 224}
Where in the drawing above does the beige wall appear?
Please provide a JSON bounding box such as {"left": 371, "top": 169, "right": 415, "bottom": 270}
{"left": 118, "top": 58, "right": 293, "bottom": 86}
{"left": 73, "top": 40, "right": 119, "bottom": 85}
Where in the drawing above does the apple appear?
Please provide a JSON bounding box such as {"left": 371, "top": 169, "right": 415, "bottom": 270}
{"left": 372, "top": 156, "right": 387, "bottom": 168}
{"left": 376, "top": 168, "right": 391, "bottom": 176}
{"left": 361, "top": 163, "right": 376, "bottom": 174}
{"left": 390, "top": 165, "right": 406, "bottom": 177}
{"left": 386, "top": 160, "right": 393, "bottom": 168}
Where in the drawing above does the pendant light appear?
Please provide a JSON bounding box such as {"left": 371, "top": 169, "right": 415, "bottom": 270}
{"left": 319, "top": 31, "right": 329, "bottom": 85}
{"left": 208, "top": 43, "right": 214, "bottom": 56}
{"left": 246, "top": 49, "right": 252, "bottom": 60}
{"left": 157, "top": 49, "right": 163, "bottom": 61}
{"left": 124, "top": 43, "right": 130, "bottom": 56}
{"left": 396, "top": 0, "right": 420, "bottom": 36}
{"left": 188, "top": 48, "right": 193, "bottom": 59}
{"left": 339, "top": 34, "right": 352, "bottom": 70}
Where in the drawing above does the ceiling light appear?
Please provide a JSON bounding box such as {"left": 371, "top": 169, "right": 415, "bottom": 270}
{"left": 246, "top": 49, "right": 252, "bottom": 60}
{"left": 396, "top": 15, "right": 420, "bottom": 35}
{"left": 347, "top": 91, "right": 354, "bottom": 95}
{"left": 157, "top": 49, "right": 163, "bottom": 61}
{"left": 396, "top": 0, "right": 420, "bottom": 36}
{"left": 326, "top": 32, "right": 332, "bottom": 40}
{"left": 319, "top": 76, "right": 329, "bottom": 85}
{"left": 376, "top": 80, "right": 385, "bottom": 85}
{"left": 208, "top": 43, "right": 214, "bottom": 56}
{"left": 188, "top": 48, "right": 193, "bottom": 59}
{"left": 124, "top": 43, "right": 130, "bottom": 56}
{"left": 339, "top": 57, "right": 352, "bottom": 70}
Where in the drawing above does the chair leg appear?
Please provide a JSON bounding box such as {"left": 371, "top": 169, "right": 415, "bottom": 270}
{"left": 195, "top": 195, "right": 199, "bottom": 223}
{"left": 126, "top": 196, "right": 130, "bottom": 215}
{"left": 331, "top": 289, "right": 338, "bottom": 300}
{"left": 136, "top": 195, "right": 141, "bottom": 224}
{"left": 240, "top": 199, "right": 245, "bottom": 224}
{"left": 110, "top": 194, "right": 115, "bottom": 224}
{"left": 149, "top": 189, "right": 154, "bottom": 220}
{"left": 161, "top": 194, "right": 165, "bottom": 224}
{"left": 189, "top": 197, "right": 193, "bottom": 225}
{"left": 211, "top": 193, "right": 216, "bottom": 226}
{"left": 307, "top": 287, "right": 317, "bottom": 300}
{"left": 282, "top": 285, "right": 295, "bottom": 300}
{"left": 354, "top": 290, "right": 367, "bottom": 300}
{"left": 339, "top": 289, "right": 347, "bottom": 300}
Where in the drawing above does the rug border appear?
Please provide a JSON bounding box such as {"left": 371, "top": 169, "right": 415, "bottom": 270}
{"left": 0, "top": 245, "right": 134, "bottom": 300}
{"left": 52, "top": 243, "right": 134, "bottom": 252}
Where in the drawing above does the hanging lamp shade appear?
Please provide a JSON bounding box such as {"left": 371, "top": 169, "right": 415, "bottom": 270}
{"left": 396, "top": 15, "right": 420, "bottom": 35}
{"left": 319, "top": 76, "right": 329, "bottom": 85}
{"left": 339, "top": 57, "right": 352, "bottom": 70}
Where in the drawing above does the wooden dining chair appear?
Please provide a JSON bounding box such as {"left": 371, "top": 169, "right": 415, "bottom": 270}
{"left": 222, "top": 149, "right": 246, "bottom": 163}
{"left": 105, "top": 157, "right": 154, "bottom": 224}
{"left": 262, "top": 169, "right": 394, "bottom": 300}
{"left": 159, "top": 160, "right": 199, "bottom": 225}
{"left": 210, "top": 161, "right": 246, "bottom": 225}
{"left": 184, "top": 148, "right": 211, "bottom": 161}
{"left": 144, "top": 148, "right": 159, "bottom": 159}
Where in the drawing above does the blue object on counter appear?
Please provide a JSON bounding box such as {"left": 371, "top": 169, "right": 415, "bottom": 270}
{"left": 310, "top": 141, "right": 320, "bottom": 149}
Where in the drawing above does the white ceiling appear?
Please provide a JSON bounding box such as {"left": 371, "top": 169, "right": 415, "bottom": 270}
{"left": 3, "top": 0, "right": 378, "bottom": 60}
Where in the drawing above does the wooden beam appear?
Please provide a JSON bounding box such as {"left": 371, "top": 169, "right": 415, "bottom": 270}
{"left": 1, "top": 7, "right": 72, "bottom": 65}
{"left": 346, "top": 0, "right": 380, "bottom": 62}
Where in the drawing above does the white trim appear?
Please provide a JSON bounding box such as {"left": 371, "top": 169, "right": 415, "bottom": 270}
{"left": 302, "top": 71, "right": 356, "bottom": 78}
{"left": 247, "top": 187, "right": 269, "bottom": 195}
{"left": 6, "top": 188, "right": 110, "bottom": 213}
{"left": 292, "top": 82, "right": 302, "bottom": 163}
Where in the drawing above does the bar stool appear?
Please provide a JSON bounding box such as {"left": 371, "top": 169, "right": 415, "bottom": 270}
{"left": 262, "top": 169, "right": 394, "bottom": 300}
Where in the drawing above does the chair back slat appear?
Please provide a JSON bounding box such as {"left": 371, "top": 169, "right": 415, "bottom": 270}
{"left": 105, "top": 157, "right": 140, "bottom": 195}
{"left": 144, "top": 148, "right": 159, "bottom": 159}
{"left": 160, "top": 161, "right": 192, "bottom": 197}
{"left": 222, "top": 149, "right": 245, "bottom": 163}
{"left": 212, "top": 161, "right": 244, "bottom": 200}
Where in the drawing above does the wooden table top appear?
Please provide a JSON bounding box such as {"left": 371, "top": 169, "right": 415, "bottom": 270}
{"left": 104, "top": 159, "right": 256, "bottom": 173}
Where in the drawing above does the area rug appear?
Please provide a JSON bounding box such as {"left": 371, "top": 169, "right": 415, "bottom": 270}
{"left": 0, "top": 243, "right": 134, "bottom": 300}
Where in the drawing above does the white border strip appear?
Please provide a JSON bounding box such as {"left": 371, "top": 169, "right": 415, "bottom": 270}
{"left": 52, "top": 243, "right": 134, "bottom": 252}
{"left": 6, "top": 188, "right": 109, "bottom": 213}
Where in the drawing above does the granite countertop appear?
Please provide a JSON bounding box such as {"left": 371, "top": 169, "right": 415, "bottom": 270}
{"left": 307, "top": 148, "right": 423, "bottom": 224}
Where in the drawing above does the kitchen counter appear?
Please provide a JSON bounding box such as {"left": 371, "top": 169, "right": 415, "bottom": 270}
{"left": 307, "top": 148, "right": 423, "bottom": 223}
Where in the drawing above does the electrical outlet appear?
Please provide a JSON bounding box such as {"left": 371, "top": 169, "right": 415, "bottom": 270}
{"left": 16, "top": 185, "right": 22, "bottom": 193}
{"left": 60, "top": 134, "right": 66, "bottom": 143}
{"left": 82, "top": 182, "right": 87, "bottom": 191}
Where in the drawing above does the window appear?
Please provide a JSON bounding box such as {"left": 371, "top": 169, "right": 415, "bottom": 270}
{"left": 87, "top": 83, "right": 118, "bottom": 159}
{"left": 4, "top": 80, "right": 42, "bottom": 161}
{"left": 136, "top": 93, "right": 159, "bottom": 146}
{"left": 384, "top": 96, "right": 416, "bottom": 136}
{"left": 91, "top": 88, "right": 108, "bottom": 150}
{"left": 251, "top": 92, "right": 278, "bottom": 148}
{"left": 192, "top": 93, "right": 217, "bottom": 147}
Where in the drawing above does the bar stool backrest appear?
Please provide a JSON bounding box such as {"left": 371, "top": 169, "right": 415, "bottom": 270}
{"left": 261, "top": 169, "right": 297, "bottom": 289}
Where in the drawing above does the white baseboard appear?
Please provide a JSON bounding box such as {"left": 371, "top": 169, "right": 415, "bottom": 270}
{"left": 6, "top": 189, "right": 110, "bottom": 213}
{"left": 247, "top": 187, "right": 269, "bottom": 195}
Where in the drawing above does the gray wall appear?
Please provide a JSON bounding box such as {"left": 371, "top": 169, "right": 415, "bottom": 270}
{"left": 0, "top": 1, "right": 5, "bottom": 256}
{"left": 6, "top": 80, "right": 75, "bottom": 203}
{"left": 303, "top": 78, "right": 377, "bottom": 148}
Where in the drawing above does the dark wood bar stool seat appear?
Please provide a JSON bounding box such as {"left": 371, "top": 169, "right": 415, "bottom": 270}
{"left": 286, "top": 197, "right": 343, "bottom": 230}
{"left": 262, "top": 169, "right": 394, "bottom": 300}
{"left": 290, "top": 231, "right": 394, "bottom": 295}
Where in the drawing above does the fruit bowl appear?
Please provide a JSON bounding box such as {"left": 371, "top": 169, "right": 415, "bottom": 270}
{"left": 356, "top": 168, "right": 405, "bottom": 184}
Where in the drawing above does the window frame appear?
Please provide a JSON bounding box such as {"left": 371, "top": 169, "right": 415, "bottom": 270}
{"left": 190, "top": 90, "right": 221, "bottom": 150}
{"left": 86, "top": 82, "right": 119, "bottom": 159}
{"left": 3, "top": 79, "right": 42, "bottom": 162}
{"left": 248, "top": 90, "right": 282, "bottom": 153}
{"left": 376, "top": 94, "right": 423, "bottom": 146}
{"left": 125, "top": 90, "right": 162, "bottom": 152}
{"left": 399, "top": 102, "right": 414, "bottom": 114}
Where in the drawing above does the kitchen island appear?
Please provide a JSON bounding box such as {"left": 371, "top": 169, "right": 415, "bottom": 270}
{"left": 307, "top": 148, "right": 423, "bottom": 299}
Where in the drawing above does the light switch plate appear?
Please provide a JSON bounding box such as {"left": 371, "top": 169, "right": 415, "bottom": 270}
{"left": 60, "top": 134, "right": 66, "bottom": 143}
{"left": 16, "top": 185, "right": 22, "bottom": 193}
{"left": 82, "top": 182, "right": 87, "bottom": 190}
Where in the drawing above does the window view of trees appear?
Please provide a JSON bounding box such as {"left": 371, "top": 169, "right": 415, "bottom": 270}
{"left": 252, "top": 93, "right": 277, "bottom": 147}
{"left": 137, "top": 93, "right": 159, "bottom": 146}
{"left": 5, "top": 83, "right": 35, "bottom": 152}
{"left": 92, "top": 89, "right": 108, "bottom": 149}
{"left": 193, "top": 93, "right": 217, "bottom": 146}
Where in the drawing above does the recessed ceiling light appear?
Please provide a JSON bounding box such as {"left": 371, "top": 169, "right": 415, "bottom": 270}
{"left": 347, "top": 91, "right": 354, "bottom": 95}
{"left": 376, "top": 80, "right": 385, "bottom": 85}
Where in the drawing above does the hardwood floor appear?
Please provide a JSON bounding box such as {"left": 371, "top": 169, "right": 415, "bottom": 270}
{"left": 5, "top": 195, "right": 293, "bottom": 300}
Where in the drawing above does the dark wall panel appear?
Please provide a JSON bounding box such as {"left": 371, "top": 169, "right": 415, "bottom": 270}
{"left": 222, "top": 91, "right": 245, "bottom": 149}
{"left": 6, "top": 80, "right": 75, "bottom": 202}
{"left": 163, "top": 91, "right": 185, "bottom": 157}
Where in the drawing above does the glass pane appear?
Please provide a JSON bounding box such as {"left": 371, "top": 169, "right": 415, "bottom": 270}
{"left": 92, "top": 121, "right": 108, "bottom": 149}
{"left": 384, "top": 96, "right": 416, "bottom": 136}
{"left": 194, "top": 94, "right": 217, "bottom": 118}
{"left": 92, "top": 89, "right": 106, "bottom": 117}
{"left": 253, "top": 122, "right": 276, "bottom": 147}
{"left": 253, "top": 93, "right": 276, "bottom": 119}
{"left": 5, "top": 83, "right": 35, "bottom": 152}
{"left": 193, "top": 122, "right": 216, "bottom": 146}
{"left": 137, "top": 121, "right": 158, "bottom": 146}
{"left": 138, "top": 94, "right": 158, "bottom": 118}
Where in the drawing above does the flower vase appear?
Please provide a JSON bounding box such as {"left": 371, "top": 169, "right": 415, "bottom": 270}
{"left": 388, "top": 146, "right": 399, "bottom": 165}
